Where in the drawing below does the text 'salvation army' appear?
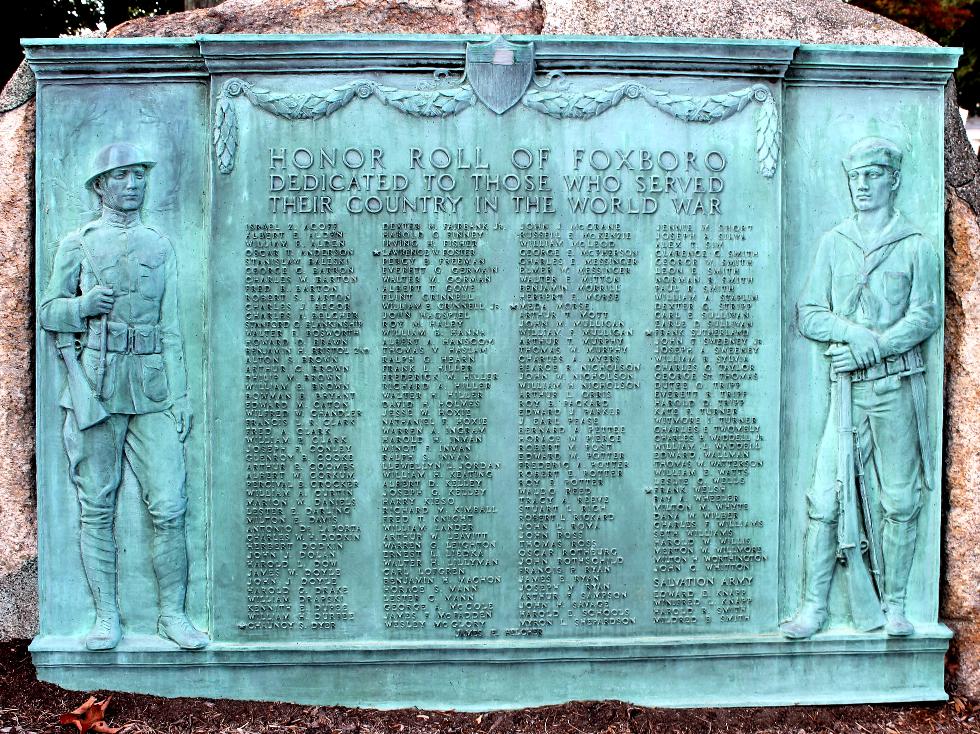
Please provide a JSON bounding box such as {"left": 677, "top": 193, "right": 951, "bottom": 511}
{"left": 266, "top": 146, "right": 728, "bottom": 216}
{"left": 242, "top": 142, "right": 768, "bottom": 637}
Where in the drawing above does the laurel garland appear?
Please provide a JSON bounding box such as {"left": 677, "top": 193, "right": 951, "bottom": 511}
{"left": 212, "top": 92, "right": 239, "bottom": 176}
{"left": 213, "top": 77, "right": 475, "bottom": 173}
{"left": 523, "top": 79, "right": 780, "bottom": 178}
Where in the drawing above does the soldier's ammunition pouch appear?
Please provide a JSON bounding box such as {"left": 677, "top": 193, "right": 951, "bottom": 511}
{"left": 849, "top": 347, "right": 924, "bottom": 383}
{"left": 86, "top": 321, "right": 161, "bottom": 354}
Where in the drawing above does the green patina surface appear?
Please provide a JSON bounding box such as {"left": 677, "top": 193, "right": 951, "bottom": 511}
{"left": 24, "top": 35, "right": 959, "bottom": 708}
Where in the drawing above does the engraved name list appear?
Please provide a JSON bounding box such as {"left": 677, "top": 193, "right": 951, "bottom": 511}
{"left": 235, "top": 136, "right": 779, "bottom": 640}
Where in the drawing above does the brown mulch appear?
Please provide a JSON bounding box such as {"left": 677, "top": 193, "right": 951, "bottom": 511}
{"left": 1, "top": 641, "right": 978, "bottom": 734}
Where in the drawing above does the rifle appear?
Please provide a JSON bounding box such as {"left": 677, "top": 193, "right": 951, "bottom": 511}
{"left": 55, "top": 333, "right": 109, "bottom": 430}
{"left": 854, "top": 433, "right": 886, "bottom": 604}
{"left": 76, "top": 236, "right": 108, "bottom": 398}
{"left": 835, "top": 372, "right": 886, "bottom": 632}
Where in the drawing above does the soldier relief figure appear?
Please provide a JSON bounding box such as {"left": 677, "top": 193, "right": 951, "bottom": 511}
{"left": 40, "top": 143, "right": 208, "bottom": 651}
{"left": 781, "top": 137, "right": 940, "bottom": 639}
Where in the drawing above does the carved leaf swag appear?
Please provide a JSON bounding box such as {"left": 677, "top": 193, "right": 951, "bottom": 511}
{"left": 214, "top": 77, "right": 475, "bottom": 173}
{"left": 523, "top": 79, "right": 780, "bottom": 178}
{"left": 213, "top": 76, "right": 780, "bottom": 178}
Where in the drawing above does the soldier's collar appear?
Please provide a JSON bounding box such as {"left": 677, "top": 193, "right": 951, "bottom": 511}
{"left": 835, "top": 211, "right": 922, "bottom": 253}
{"left": 100, "top": 206, "right": 142, "bottom": 229}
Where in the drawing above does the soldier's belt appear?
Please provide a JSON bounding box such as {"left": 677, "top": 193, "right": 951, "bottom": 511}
{"left": 86, "top": 321, "right": 161, "bottom": 354}
{"left": 851, "top": 348, "right": 924, "bottom": 383}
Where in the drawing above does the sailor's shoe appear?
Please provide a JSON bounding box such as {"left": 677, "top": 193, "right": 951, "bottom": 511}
{"left": 884, "top": 604, "right": 914, "bottom": 637}
{"left": 779, "top": 604, "right": 827, "bottom": 639}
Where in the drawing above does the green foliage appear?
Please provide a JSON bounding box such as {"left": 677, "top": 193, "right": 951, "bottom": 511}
{"left": 5, "top": 0, "right": 184, "bottom": 91}
{"left": 101, "top": 0, "right": 183, "bottom": 28}
{"left": 948, "top": 5, "right": 980, "bottom": 115}
{"left": 33, "top": 0, "right": 102, "bottom": 37}
{"left": 849, "top": 0, "right": 972, "bottom": 39}
{"left": 849, "top": 0, "right": 980, "bottom": 114}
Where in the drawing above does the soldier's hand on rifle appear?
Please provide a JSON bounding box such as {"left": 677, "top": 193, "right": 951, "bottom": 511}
{"left": 169, "top": 396, "right": 193, "bottom": 442}
{"left": 79, "top": 286, "right": 114, "bottom": 317}
{"left": 843, "top": 325, "right": 881, "bottom": 369}
{"left": 826, "top": 345, "right": 858, "bottom": 373}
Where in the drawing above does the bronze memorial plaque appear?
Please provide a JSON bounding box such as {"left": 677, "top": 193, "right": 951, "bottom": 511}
{"left": 25, "top": 35, "right": 960, "bottom": 707}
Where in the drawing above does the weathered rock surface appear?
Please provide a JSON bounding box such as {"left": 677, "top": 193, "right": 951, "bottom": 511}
{"left": 108, "top": 0, "right": 543, "bottom": 36}
{"left": 942, "top": 80, "right": 980, "bottom": 695}
{"left": 942, "top": 193, "right": 979, "bottom": 621}
{"left": 0, "top": 98, "right": 36, "bottom": 640}
{"left": 106, "top": 0, "right": 933, "bottom": 44}
{"left": 540, "top": 0, "right": 933, "bottom": 43}
{"left": 0, "top": 63, "right": 36, "bottom": 114}
{"left": 4, "top": 0, "right": 980, "bottom": 699}
{"left": 0, "top": 558, "right": 37, "bottom": 639}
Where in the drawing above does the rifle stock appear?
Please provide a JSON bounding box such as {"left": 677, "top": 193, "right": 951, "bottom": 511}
{"left": 58, "top": 345, "right": 109, "bottom": 430}
{"left": 836, "top": 373, "right": 886, "bottom": 632}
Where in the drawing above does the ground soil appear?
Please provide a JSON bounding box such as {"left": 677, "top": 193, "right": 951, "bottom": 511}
{"left": 1, "top": 641, "right": 979, "bottom": 734}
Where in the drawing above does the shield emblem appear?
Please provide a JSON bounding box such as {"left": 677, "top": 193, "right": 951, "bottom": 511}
{"left": 466, "top": 37, "right": 535, "bottom": 115}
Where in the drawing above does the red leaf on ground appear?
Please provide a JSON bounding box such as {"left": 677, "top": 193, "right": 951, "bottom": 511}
{"left": 59, "top": 695, "right": 113, "bottom": 734}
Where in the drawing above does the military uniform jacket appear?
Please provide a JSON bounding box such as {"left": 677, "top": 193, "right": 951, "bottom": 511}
{"left": 40, "top": 211, "right": 188, "bottom": 415}
{"left": 797, "top": 212, "right": 941, "bottom": 357}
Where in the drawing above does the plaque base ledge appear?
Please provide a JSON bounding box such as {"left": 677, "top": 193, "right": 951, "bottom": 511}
{"left": 31, "top": 627, "right": 950, "bottom": 709}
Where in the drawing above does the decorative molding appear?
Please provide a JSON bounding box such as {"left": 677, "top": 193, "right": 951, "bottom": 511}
{"left": 24, "top": 37, "right": 959, "bottom": 87}
{"left": 524, "top": 75, "right": 780, "bottom": 178}
{"left": 785, "top": 45, "right": 963, "bottom": 88}
{"left": 194, "top": 36, "right": 800, "bottom": 77}
{"left": 22, "top": 39, "right": 207, "bottom": 82}
{"left": 214, "top": 76, "right": 475, "bottom": 174}
{"left": 214, "top": 74, "right": 780, "bottom": 177}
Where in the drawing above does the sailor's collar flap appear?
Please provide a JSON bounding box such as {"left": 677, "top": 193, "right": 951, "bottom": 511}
{"left": 833, "top": 212, "right": 922, "bottom": 253}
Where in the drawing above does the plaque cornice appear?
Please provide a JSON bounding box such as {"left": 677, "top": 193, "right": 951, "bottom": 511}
{"left": 197, "top": 34, "right": 800, "bottom": 77}
{"left": 786, "top": 45, "right": 961, "bottom": 87}
{"left": 23, "top": 36, "right": 961, "bottom": 88}
{"left": 22, "top": 38, "right": 207, "bottom": 82}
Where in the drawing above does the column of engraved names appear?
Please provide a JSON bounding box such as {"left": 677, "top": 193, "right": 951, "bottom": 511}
{"left": 243, "top": 222, "right": 362, "bottom": 633}
{"left": 648, "top": 222, "right": 765, "bottom": 626}
{"left": 565, "top": 223, "right": 637, "bottom": 629}
{"left": 515, "top": 222, "right": 563, "bottom": 635}
{"left": 380, "top": 222, "right": 501, "bottom": 636}
{"left": 515, "top": 222, "right": 636, "bottom": 636}
{"left": 699, "top": 224, "right": 766, "bottom": 623}
{"left": 431, "top": 223, "right": 501, "bottom": 636}
{"left": 243, "top": 225, "right": 291, "bottom": 629}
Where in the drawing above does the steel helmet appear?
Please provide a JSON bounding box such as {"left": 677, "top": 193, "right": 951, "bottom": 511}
{"left": 85, "top": 142, "right": 156, "bottom": 189}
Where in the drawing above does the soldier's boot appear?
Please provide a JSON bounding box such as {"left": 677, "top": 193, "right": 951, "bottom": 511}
{"left": 152, "top": 520, "right": 208, "bottom": 650}
{"left": 79, "top": 524, "right": 121, "bottom": 651}
{"left": 779, "top": 521, "right": 836, "bottom": 639}
{"left": 882, "top": 519, "right": 916, "bottom": 637}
